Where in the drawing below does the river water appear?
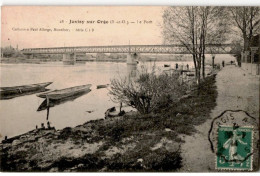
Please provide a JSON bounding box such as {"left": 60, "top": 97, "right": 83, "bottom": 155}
{"left": 0, "top": 61, "right": 194, "bottom": 140}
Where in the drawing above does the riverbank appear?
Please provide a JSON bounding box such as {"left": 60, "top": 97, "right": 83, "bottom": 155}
{"left": 0, "top": 73, "right": 218, "bottom": 172}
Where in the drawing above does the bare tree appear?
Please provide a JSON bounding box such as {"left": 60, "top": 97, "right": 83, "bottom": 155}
{"left": 163, "top": 7, "right": 200, "bottom": 84}
{"left": 230, "top": 7, "right": 260, "bottom": 51}
{"left": 163, "top": 7, "right": 230, "bottom": 82}
{"left": 199, "top": 7, "right": 230, "bottom": 78}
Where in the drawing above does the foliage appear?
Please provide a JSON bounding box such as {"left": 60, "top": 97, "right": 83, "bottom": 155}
{"left": 109, "top": 67, "right": 188, "bottom": 114}
{"left": 106, "top": 148, "right": 182, "bottom": 172}
{"left": 142, "top": 148, "right": 182, "bottom": 171}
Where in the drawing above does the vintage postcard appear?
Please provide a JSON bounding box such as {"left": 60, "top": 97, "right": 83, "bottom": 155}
{"left": 0, "top": 6, "right": 259, "bottom": 172}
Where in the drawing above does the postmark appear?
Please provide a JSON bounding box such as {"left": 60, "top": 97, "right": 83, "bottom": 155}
{"left": 208, "top": 110, "right": 258, "bottom": 171}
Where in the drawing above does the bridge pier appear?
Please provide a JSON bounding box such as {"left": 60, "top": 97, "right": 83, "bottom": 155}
{"left": 63, "top": 53, "right": 76, "bottom": 65}
{"left": 127, "top": 53, "right": 138, "bottom": 65}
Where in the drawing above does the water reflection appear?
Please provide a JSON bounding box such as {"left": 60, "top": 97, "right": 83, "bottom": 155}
{"left": 0, "top": 88, "right": 51, "bottom": 100}
{"left": 37, "top": 89, "right": 92, "bottom": 120}
{"left": 127, "top": 64, "right": 137, "bottom": 78}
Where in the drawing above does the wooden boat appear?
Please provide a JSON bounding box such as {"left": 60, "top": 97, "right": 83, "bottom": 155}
{"left": 37, "top": 84, "right": 92, "bottom": 100}
{"left": 37, "top": 89, "right": 91, "bottom": 111}
{"left": 104, "top": 107, "right": 125, "bottom": 119}
{"left": 0, "top": 82, "right": 52, "bottom": 99}
{"left": 97, "top": 84, "right": 109, "bottom": 89}
{"left": 164, "top": 64, "right": 171, "bottom": 67}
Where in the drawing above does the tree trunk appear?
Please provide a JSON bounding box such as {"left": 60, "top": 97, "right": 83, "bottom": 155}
{"left": 195, "top": 66, "right": 201, "bottom": 85}
{"left": 196, "top": 66, "right": 201, "bottom": 95}
{"left": 212, "top": 56, "right": 215, "bottom": 69}
{"left": 119, "top": 102, "right": 122, "bottom": 113}
{"left": 202, "top": 54, "right": 205, "bottom": 78}
{"left": 193, "top": 54, "right": 197, "bottom": 71}
{"left": 243, "top": 33, "right": 249, "bottom": 51}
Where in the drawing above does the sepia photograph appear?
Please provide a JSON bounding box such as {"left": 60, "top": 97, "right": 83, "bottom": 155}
{"left": 0, "top": 4, "right": 259, "bottom": 172}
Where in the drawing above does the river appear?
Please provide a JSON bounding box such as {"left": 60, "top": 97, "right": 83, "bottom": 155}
{"left": 0, "top": 61, "right": 194, "bottom": 141}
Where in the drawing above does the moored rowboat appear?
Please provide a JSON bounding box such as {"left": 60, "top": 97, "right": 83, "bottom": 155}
{"left": 37, "top": 89, "right": 91, "bottom": 111}
{"left": 97, "top": 84, "right": 109, "bottom": 89}
{"left": 37, "top": 84, "right": 92, "bottom": 100}
{"left": 0, "top": 82, "right": 53, "bottom": 99}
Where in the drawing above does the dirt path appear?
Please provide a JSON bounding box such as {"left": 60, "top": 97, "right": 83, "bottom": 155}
{"left": 180, "top": 65, "right": 259, "bottom": 172}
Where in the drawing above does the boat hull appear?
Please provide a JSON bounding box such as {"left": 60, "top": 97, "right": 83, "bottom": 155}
{"left": 37, "top": 89, "right": 91, "bottom": 111}
{"left": 0, "top": 82, "right": 52, "bottom": 100}
{"left": 37, "top": 84, "right": 92, "bottom": 100}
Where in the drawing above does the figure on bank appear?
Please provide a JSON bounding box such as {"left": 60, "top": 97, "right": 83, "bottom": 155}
{"left": 47, "top": 121, "right": 51, "bottom": 129}
{"left": 175, "top": 63, "right": 178, "bottom": 70}
{"left": 186, "top": 64, "right": 189, "bottom": 70}
{"left": 41, "top": 123, "right": 45, "bottom": 129}
{"left": 222, "top": 60, "right": 225, "bottom": 67}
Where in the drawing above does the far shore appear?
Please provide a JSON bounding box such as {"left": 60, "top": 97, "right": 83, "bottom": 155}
{"left": 0, "top": 57, "right": 193, "bottom": 64}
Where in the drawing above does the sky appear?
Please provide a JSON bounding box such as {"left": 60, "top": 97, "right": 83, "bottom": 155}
{"left": 1, "top": 6, "right": 165, "bottom": 49}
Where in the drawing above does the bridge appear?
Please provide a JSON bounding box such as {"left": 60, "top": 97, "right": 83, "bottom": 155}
{"left": 21, "top": 44, "right": 234, "bottom": 64}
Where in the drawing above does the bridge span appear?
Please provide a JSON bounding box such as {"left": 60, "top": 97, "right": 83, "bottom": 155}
{"left": 21, "top": 44, "right": 234, "bottom": 64}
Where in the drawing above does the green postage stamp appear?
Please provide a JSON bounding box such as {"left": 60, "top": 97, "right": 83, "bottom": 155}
{"left": 216, "top": 126, "right": 253, "bottom": 170}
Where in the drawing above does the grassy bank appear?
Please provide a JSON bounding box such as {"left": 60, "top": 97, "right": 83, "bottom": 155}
{"left": 0, "top": 74, "right": 217, "bottom": 172}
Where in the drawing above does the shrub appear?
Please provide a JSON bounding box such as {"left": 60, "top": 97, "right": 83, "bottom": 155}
{"left": 143, "top": 148, "right": 182, "bottom": 171}
{"left": 109, "top": 67, "right": 188, "bottom": 114}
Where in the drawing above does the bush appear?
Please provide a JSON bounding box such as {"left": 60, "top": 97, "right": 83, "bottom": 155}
{"left": 143, "top": 149, "right": 182, "bottom": 171}
{"left": 109, "top": 67, "right": 188, "bottom": 114}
